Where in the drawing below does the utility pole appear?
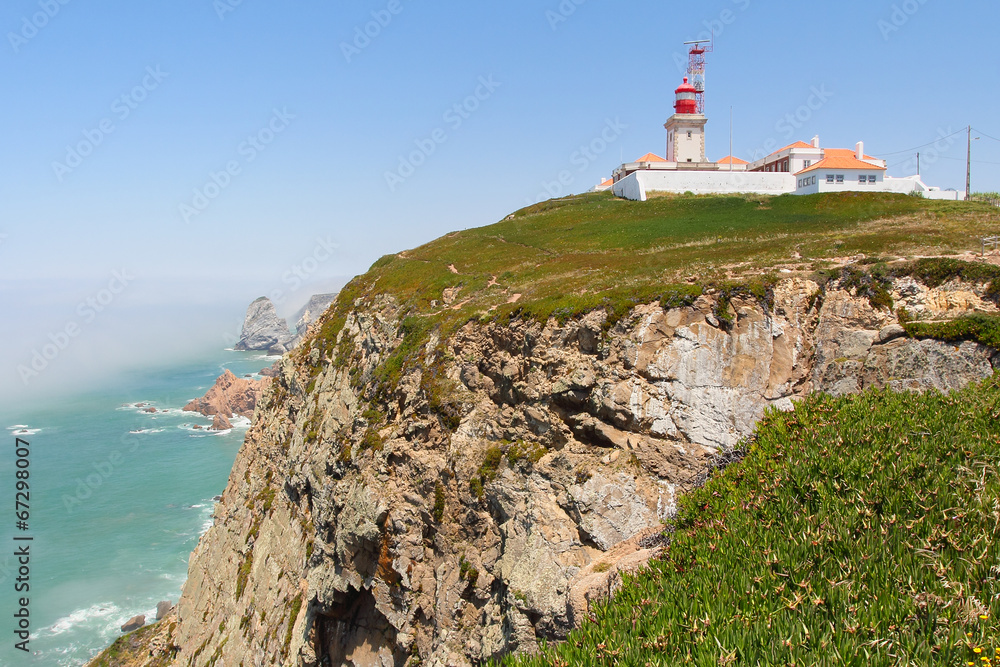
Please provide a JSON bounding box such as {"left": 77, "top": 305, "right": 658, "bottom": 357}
{"left": 916, "top": 152, "right": 920, "bottom": 176}
{"left": 967, "top": 125, "right": 972, "bottom": 201}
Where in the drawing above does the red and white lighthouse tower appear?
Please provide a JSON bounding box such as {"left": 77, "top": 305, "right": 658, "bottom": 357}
{"left": 674, "top": 77, "right": 698, "bottom": 115}
{"left": 665, "top": 76, "right": 707, "bottom": 165}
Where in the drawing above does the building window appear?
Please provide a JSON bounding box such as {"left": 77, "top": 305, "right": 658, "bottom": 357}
{"left": 868, "top": 175, "right": 877, "bottom": 183}
{"left": 687, "top": 131, "right": 692, "bottom": 139}
{"left": 836, "top": 175, "right": 845, "bottom": 184}
{"left": 859, "top": 175, "right": 867, "bottom": 184}
{"left": 827, "top": 175, "right": 835, "bottom": 184}
{"left": 803, "top": 160, "right": 811, "bottom": 168}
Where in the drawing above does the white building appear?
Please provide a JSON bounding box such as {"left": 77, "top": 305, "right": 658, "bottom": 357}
{"left": 747, "top": 138, "right": 825, "bottom": 175}
{"left": 793, "top": 144, "right": 886, "bottom": 194}
{"left": 610, "top": 73, "right": 960, "bottom": 202}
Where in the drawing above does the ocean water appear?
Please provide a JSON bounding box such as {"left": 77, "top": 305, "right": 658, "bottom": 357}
{"left": 0, "top": 349, "right": 278, "bottom": 666}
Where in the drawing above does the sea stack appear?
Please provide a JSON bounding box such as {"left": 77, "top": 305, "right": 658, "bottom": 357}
{"left": 234, "top": 297, "right": 293, "bottom": 354}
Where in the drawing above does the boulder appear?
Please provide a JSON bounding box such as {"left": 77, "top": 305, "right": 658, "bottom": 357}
{"left": 120, "top": 615, "right": 145, "bottom": 633}
{"left": 156, "top": 602, "right": 172, "bottom": 621}
{"left": 211, "top": 414, "right": 232, "bottom": 431}
{"left": 234, "top": 297, "right": 293, "bottom": 352}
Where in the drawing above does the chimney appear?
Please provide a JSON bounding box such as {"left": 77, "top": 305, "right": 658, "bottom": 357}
{"left": 811, "top": 135, "right": 820, "bottom": 148}
{"left": 856, "top": 141, "right": 864, "bottom": 160}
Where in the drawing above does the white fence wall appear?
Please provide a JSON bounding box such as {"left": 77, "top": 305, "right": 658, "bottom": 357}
{"left": 614, "top": 171, "right": 796, "bottom": 200}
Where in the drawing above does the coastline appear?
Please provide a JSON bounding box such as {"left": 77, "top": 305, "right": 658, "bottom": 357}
{"left": 0, "top": 348, "right": 274, "bottom": 666}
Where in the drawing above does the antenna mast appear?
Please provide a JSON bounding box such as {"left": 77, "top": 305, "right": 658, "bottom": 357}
{"left": 684, "top": 37, "right": 713, "bottom": 114}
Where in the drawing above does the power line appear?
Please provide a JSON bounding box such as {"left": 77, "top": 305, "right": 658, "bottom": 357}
{"left": 973, "top": 128, "right": 1000, "bottom": 143}
{"left": 873, "top": 128, "right": 969, "bottom": 158}
{"left": 936, "top": 156, "right": 1000, "bottom": 166}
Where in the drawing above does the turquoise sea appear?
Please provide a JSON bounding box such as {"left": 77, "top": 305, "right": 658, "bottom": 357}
{"left": 0, "top": 349, "right": 276, "bottom": 666}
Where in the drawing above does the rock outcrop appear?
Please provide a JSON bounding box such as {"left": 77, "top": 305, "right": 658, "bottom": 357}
{"left": 294, "top": 293, "right": 338, "bottom": 337}
{"left": 150, "top": 275, "right": 997, "bottom": 667}
{"left": 120, "top": 615, "right": 145, "bottom": 633}
{"left": 183, "top": 369, "right": 268, "bottom": 421}
{"left": 235, "top": 297, "right": 294, "bottom": 354}
{"left": 156, "top": 601, "right": 173, "bottom": 621}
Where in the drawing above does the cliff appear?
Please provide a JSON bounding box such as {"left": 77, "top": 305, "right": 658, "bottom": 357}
{"left": 91, "top": 193, "right": 1000, "bottom": 666}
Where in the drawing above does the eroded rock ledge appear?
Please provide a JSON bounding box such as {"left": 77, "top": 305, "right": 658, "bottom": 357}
{"left": 125, "top": 277, "right": 998, "bottom": 667}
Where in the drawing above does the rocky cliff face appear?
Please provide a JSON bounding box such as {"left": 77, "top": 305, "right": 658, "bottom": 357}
{"left": 294, "top": 294, "right": 339, "bottom": 337}
{"left": 136, "top": 275, "right": 997, "bottom": 667}
{"left": 236, "top": 297, "right": 294, "bottom": 354}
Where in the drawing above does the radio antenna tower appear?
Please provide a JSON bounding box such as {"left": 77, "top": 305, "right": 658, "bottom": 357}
{"left": 683, "top": 37, "right": 713, "bottom": 114}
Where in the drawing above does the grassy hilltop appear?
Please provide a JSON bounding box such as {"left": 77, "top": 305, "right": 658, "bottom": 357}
{"left": 307, "top": 192, "right": 1000, "bottom": 391}
{"left": 322, "top": 192, "right": 998, "bottom": 336}
{"left": 303, "top": 191, "right": 1000, "bottom": 666}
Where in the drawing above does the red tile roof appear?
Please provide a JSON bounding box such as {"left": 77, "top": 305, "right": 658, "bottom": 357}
{"left": 797, "top": 154, "right": 887, "bottom": 175}
{"left": 716, "top": 155, "right": 749, "bottom": 165}
{"left": 634, "top": 153, "right": 666, "bottom": 163}
{"left": 824, "top": 148, "right": 880, "bottom": 161}
{"left": 768, "top": 141, "right": 816, "bottom": 157}
{"left": 599, "top": 177, "right": 613, "bottom": 187}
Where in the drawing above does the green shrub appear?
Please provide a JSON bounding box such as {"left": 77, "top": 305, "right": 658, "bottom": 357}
{"left": 359, "top": 428, "right": 384, "bottom": 452}
{"left": 459, "top": 556, "right": 479, "bottom": 587}
{"left": 904, "top": 313, "right": 1000, "bottom": 349}
{"left": 506, "top": 374, "right": 1000, "bottom": 666}
{"left": 283, "top": 594, "right": 303, "bottom": 658}
{"left": 235, "top": 552, "right": 253, "bottom": 599}
{"left": 422, "top": 359, "right": 463, "bottom": 430}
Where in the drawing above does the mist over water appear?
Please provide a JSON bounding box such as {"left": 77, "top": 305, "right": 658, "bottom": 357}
{"left": 0, "top": 276, "right": 345, "bottom": 664}
{"left": 0, "top": 276, "right": 345, "bottom": 412}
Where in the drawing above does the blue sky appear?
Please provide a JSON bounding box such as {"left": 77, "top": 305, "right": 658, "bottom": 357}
{"left": 1, "top": 0, "right": 998, "bottom": 405}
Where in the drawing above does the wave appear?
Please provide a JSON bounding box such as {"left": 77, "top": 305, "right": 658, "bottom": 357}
{"left": 33, "top": 602, "right": 121, "bottom": 639}
{"left": 230, "top": 416, "right": 252, "bottom": 429}
{"left": 8, "top": 426, "right": 41, "bottom": 436}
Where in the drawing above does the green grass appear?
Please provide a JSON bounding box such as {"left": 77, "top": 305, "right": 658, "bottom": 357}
{"left": 283, "top": 594, "right": 303, "bottom": 658}
{"left": 905, "top": 313, "right": 1000, "bottom": 349}
{"left": 504, "top": 373, "right": 1000, "bottom": 667}
{"left": 293, "top": 193, "right": 998, "bottom": 402}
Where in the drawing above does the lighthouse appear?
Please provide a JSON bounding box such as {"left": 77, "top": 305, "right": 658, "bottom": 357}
{"left": 665, "top": 77, "right": 707, "bottom": 165}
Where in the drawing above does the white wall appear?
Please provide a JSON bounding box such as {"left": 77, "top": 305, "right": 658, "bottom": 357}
{"left": 611, "top": 169, "right": 961, "bottom": 202}
{"left": 612, "top": 172, "right": 647, "bottom": 201}
{"left": 614, "top": 170, "right": 795, "bottom": 200}
{"left": 883, "top": 176, "right": 961, "bottom": 200}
